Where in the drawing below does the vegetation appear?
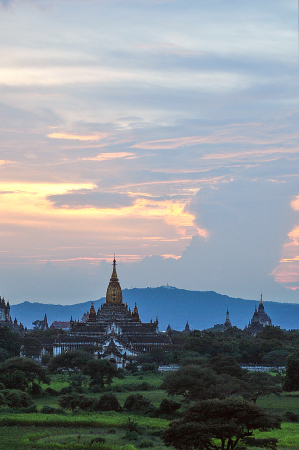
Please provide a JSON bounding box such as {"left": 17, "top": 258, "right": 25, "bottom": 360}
{"left": 1, "top": 324, "right": 299, "bottom": 448}
{"left": 162, "top": 398, "right": 281, "bottom": 450}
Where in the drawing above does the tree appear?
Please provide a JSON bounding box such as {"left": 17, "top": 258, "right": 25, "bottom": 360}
{"left": 22, "top": 336, "right": 42, "bottom": 359}
{"left": 162, "top": 398, "right": 281, "bottom": 450}
{"left": 161, "top": 366, "right": 222, "bottom": 403}
{"left": 284, "top": 349, "right": 299, "bottom": 392}
{"left": 0, "top": 357, "right": 50, "bottom": 391}
{"left": 256, "top": 326, "right": 285, "bottom": 342}
{"left": 82, "top": 359, "right": 118, "bottom": 387}
{"left": 242, "top": 371, "right": 282, "bottom": 403}
{"left": 123, "top": 393, "right": 152, "bottom": 412}
{"left": 208, "top": 355, "right": 244, "bottom": 378}
{"left": 48, "top": 350, "right": 93, "bottom": 376}
{"left": 262, "top": 350, "right": 290, "bottom": 370}
{"left": 0, "top": 326, "right": 21, "bottom": 359}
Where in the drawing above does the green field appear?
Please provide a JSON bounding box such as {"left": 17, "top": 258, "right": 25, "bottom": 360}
{"left": 2, "top": 374, "right": 299, "bottom": 449}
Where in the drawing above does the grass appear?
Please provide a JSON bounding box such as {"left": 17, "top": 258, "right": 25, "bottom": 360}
{"left": 257, "top": 393, "right": 299, "bottom": 414}
{"left": 255, "top": 422, "right": 299, "bottom": 448}
{"left": 8, "top": 373, "right": 299, "bottom": 449}
{"left": 0, "top": 412, "right": 168, "bottom": 429}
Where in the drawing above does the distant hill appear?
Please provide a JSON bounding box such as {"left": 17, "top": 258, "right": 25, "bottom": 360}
{"left": 9, "top": 286, "right": 299, "bottom": 331}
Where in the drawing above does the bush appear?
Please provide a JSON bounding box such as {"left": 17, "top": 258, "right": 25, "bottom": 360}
{"left": 140, "top": 382, "right": 150, "bottom": 391}
{"left": 284, "top": 411, "right": 299, "bottom": 422}
{"left": 3, "top": 389, "right": 34, "bottom": 408}
{"left": 0, "top": 382, "right": 5, "bottom": 390}
{"left": 93, "top": 393, "right": 122, "bottom": 412}
{"left": 45, "top": 387, "right": 59, "bottom": 396}
{"left": 139, "top": 440, "right": 154, "bottom": 448}
{"left": 155, "top": 399, "right": 181, "bottom": 417}
{"left": 40, "top": 405, "right": 65, "bottom": 415}
{"left": 30, "top": 383, "right": 43, "bottom": 397}
{"left": 89, "top": 384, "right": 102, "bottom": 393}
{"left": 60, "top": 386, "right": 73, "bottom": 395}
{"left": 123, "top": 394, "right": 152, "bottom": 412}
{"left": 140, "top": 363, "right": 158, "bottom": 373}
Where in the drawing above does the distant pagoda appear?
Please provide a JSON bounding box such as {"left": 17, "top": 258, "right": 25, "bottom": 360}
{"left": 53, "top": 256, "right": 171, "bottom": 368}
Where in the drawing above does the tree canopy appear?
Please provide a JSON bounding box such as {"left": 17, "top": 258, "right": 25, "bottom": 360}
{"left": 0, "top": 357, "right": 50, "bottom": 391}
{"left": 162, "top": 398, "right": 281, "bottom": 450}
{"left": 82, "top": 359, "right": 118, "bottom": 387}
{"left": 48, "top": 350, "right": 93, "bottom": 376}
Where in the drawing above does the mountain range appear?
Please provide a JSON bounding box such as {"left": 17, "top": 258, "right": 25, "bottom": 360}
{"left": 9, "top": 286, "right": 299, "bottom": 331}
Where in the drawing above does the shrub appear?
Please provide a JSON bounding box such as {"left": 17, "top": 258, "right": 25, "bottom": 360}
{"left": 140, "top": 363, "right": 158, "bottom": 373}
{"left": 123, "top": 394, "right": 152, "bottom": 412}
{"left": 89, "top": 384, "right": 102, "bottom": 393}
{"left": 0, "top": 382, "right": 5, "bottom": 390}
{"left": 140, "top": 382, "right": 150, "bottom": 391}
{"left": 284, "top": 411, "right": 299, "bottom": 422}
{"left": 59, "top": 393, "right": 98, "bottom": 411}
{"left": 40, "top": 405, "right": 65, "bottom": 415}
{"left": 45, "top": 387, "right": 59, "bottom": 396}
{"left": 3, "top": 389, "right": 34, "bottom": 408}
{"left": 139, "top": 440, "right": 154, "bottom": 448}
{"left": 155, "top": 399, "right": 181, "bottom": 417}
{"left": 93, "top": 393, "right": 122, "bottom": 412}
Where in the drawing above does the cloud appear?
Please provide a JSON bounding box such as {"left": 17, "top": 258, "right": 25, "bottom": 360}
{"left": 80, "top": 152, "right": 134, "bottom": 161}
{"left": 47, "top": 132, "right": 107, "bottom": 141}
{"left": 47, "top": 190, "right": 135, "bottom": 209}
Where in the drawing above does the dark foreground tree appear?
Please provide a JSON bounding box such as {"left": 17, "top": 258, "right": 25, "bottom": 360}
{"left": 0, "top": 357, "right": 50, "bottom": 391}
{"left": 82, "top": 359, "right": 118, "bottom": 387}
{"left": 162, "top": 398, "right": 281, "bottom": 450}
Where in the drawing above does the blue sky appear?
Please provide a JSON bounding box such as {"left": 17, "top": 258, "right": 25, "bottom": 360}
{"left": 0, "top": 0, "right": 298, "bottom": 305}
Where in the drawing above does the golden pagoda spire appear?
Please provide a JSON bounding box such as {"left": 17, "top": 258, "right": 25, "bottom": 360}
{"left": 260, "top": 293, "right": 263, "bottom": 304}
{"left": 106, "top": 255, "right": 123, "bottom": 304}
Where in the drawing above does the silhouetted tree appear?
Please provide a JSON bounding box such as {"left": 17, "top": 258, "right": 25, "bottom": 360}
{"left": 162, "top": 398, "right": 281, "bottom": 450}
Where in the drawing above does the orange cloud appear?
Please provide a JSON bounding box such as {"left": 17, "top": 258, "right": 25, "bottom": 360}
{"left": 47, "top": 133, "right": 107, "bottom": 141}
{"left": 80, "top": 152, "right": 134, "bottom": 162}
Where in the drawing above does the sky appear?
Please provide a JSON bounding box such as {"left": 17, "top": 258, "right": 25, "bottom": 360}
{"left": 0, "top": 0, "right": 299, "bottom": 305}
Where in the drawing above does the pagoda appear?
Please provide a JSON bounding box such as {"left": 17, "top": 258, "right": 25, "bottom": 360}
{"left": 53, "top": 256, "right": 171, "bottom": 368}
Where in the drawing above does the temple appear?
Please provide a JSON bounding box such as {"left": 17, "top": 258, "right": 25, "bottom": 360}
{"left": 246, "top": 294, "right": 272, "bottom": 335}
{"left": 0, "top": 296, "right": 25, "bottom": 333}
{"left": 53, "top": 257, "right": 171, "bottom": 367}
{"left": 223, "top": 309, "right": 232, "bottom": 331}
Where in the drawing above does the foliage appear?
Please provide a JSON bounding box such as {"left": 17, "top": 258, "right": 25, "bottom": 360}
{"left": 162, "top": 398, "right": 281, "bottom": 450}
{"left": 242, "top": 371, "right": 282, "bottom": 403}
{"left": 48, "top": 350, "right": 93, "bottom": 376}
{"left": 208, "top": 355, "right": 244, "bottom": 378}
{"left": 0, "top": 326, "right": 21, "bottom": 359}
{"left": 58, "top": 394, "right": 93, "bottom": 411}
{"left": 2, "top": 389, "right": 35, "bottom": 408}
{"left": 40, "top": 405, "right": 66, "bottom": 414}
{"left": 262, "top": 350, "right": 290, "bottom": 368}
{"left": 161, "top": 365, "right": 226, "bottom": 403}
{"left": 83, "top": 359, "right": 118, "bottom": 387}
{"left": 256, "top": 326, "right": 286, "bottom": 342}
{"left": 155, "top": 398, "right": 181, "bottom": 417}
{"left": 141, "top": 363, "right": 158, "bottom": 373}
{"left": 284, "top": 349, "right": 299, "bottom": 392}
{"left": 0, "top": 357, "right": 50, "bottom": 391}
{"left": 123, "top": 393, "right": 152, "bottom": 412}
{"left": 22, "top": 336, "right": 42, "bottom": 359}
{"left": 93, "top": 393, "right": 122, "bottom": 412}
